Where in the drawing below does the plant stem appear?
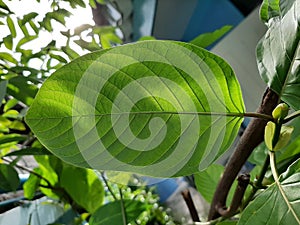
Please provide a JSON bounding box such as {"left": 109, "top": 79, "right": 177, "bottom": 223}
{"left": 119, "top": 187, "right": 127, "bottom": 225}
{"left": 181, "top": 189, "right": 200, "bottom": 222}
{"left": 100, "top": 172, "right": 118, "bottom": 200}
{"left": 242, "top": 154, "right": 270, "bottom": 208}
{"left": 208, "top": 88, "right": 279, "bottom": 220}
{"left": 283, "top": 110, "right": 300, "bottom": 123}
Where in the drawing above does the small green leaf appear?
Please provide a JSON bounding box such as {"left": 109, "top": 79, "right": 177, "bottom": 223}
{"left": 89, "top": 0, "right": 97, "bottom": 8}
{"left": 23, "top": 168, "right": 41, "bottom": 199}
{"left": 2, "top": 109, "right": 19, "bottom": 119}
{"left": 16, "top": 35, "right": 38, "bottom": 51}
{"left": 62, "top": 45, "right": 80, "bottom": 60}
{"left": 6, "top": 16, "right": 16, "bottom": 38}
{"left": 0, "top": 163, "right": 20, "bottom": 191}
{"left": 8, "top": 120, "right": 26, "bottom": 131}
{"left": 0, "top": 134, "right": 26, "bottom": 145}
{"left": 89, "top": 200, "right": 146, "bottom": 225}
{"left": 4, "top": 147, "right": 52, "bottom": 157}
{"left": 0, "top": 52, "right": 18, "bottom": 64}
{"left": 21, "top": 12, "right": 38, "bottom": 25}
{"left": 61, "top": 166, "right": 104, "bottom": 213}
{"left": 49, "top": 53, "right": 68, "bottom": 63}
{"left": 17, "top": 18, "right": 29, "bottom": 37}
{"left": 3, "top": 34, "right": 13, "bottom": 50}
{"left": 29, "top": 20, "right": 39, "bottom": 34}
{"left": 190, "top": 25, "right": 232, "bottom": 48}
{"left": 4, "top": 98, "right": 18, "bottom": 112}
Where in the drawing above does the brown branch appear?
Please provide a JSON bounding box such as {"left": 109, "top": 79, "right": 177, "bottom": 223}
{"left": 181, "top": 189, "right": 200, "bottom": 222}
{"left": 208, "top": 88, "right": 279, "bottom": 220}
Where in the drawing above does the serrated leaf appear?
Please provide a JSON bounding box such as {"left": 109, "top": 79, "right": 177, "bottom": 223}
{"left": 257, "top": 0, "right": 300, "bottom": 110}
{"left": 238, "top": 158, "right": 300, "bottom": 225}
{"left": 61, "top": 165, "right": 104, "bottom": 213}
{"left": 0, "top": 163, "right": 20, "bottom": 191}
{"left": 190, "top": 25, "right": 232, "bottom": 49}
{"left": 6, "top": 16, "right": 16, "bottom": 38}
{"left": 25, "top": 40, "right": 245, "bottom": 177}
{"left": 89, "top": 200, "right": 146, "bottom": 225}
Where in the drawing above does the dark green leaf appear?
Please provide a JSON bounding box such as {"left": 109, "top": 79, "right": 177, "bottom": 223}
{"left": 3, "top": 34, "right": 13, "bottom": 50}
{"left": 190, "top": 25, "right": 232, "bottom": 48}
{"left": 238, "top": 158, "right": 300, "bottom": 225}
{"left": 89, "top": 200, "right": 146, "bottom": 225}
{"left": 23, "top": 168, "right": 41, "bottom": 199}
{"left": 49, "top": 53, "right": 68, "bottom": 63}
{"left": 25, "top": 41, "right": 245, "bottom": 177}
{"left": 61, "top": 165, "right": 104, "bottom": 213}
{"left": 7, "top": 76, "right": 38, "bottom": 105}
{"left": 4, "top": 147, "right": 52, "bottom": 157}
{"left": 0, "top": 80, "right": 7, "bottom": 107}
{"left": 29, "top": 20, "right": 39, "bottom": 34}
{"left": 74, "top": 38, "right": 101, "bottom": 51}
{"left": 6, "top": 16, "right": 16, "bottom": 38}
{"left": 257, "top": 0, "right": 300, "bottom": 110}
{"left": 0, "top": 0, "right": 11, "bottom": 12}
{"left": 21, "top": 12, "right": 38, "bottom": 25}
{"left": 0, "top": 52, "right": 18, "bottom": 64}
{"left": 0, "top": 134, "right": 26, "bottom": 145}
{"left": 47, "top": 9, "right": 72, "bottom": 26}
{"left": 0, "top": 163, "right": 20, "bottom": 191}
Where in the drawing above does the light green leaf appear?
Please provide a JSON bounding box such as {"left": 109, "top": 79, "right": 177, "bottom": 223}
{"left": 23, "top": 168, "right": 41, "bottom": 199}
{"left": 238, "top": 158, "right": 300, "bottom": 225}
{"left": 25, "top": 40, "right": 245, "bottom": 177}
{"left": 0, "top": 80, "right": 7, "bottom": 107}
{"left": 0, "top": 52, "right": 18, "bottom": 64}
{"left": 62, "top": 45, "right": 80, "bottom": 60}
{"left": 89, "top": 200, "right": 146, "bottom": 225}
{"left": 6, "top": 16, "right": 16, "bottom": 38}
{"left": 0, "top": 163, "right": 20, "bottom": 191}
{"left": 16, "top": 35, "right": 38, "bottom": 51}
{"left": 17, "top": 18, "right": 29, "bottom": 37}
{"left": 9, "top": 120, "right": 26, "bottom": 131}
{"left": 0, "top": 134, "right": 26, "bottom": 145}
{"left": 3, "top": 34, "right": 13, "bottom": 50}
{"left": 257, "top": 0, "right": 300, "bottom": 110}
{"left": 4, "top": 98, "right": 18, "bottom": 112}
{"left": 61, "top": 165, "right": 104, "bottom": 213}
{"left": 190, "top": 25, "right": 232, "bottom": 49}
{"left": 21, "top": 12, "right": 38, "bottom": 25}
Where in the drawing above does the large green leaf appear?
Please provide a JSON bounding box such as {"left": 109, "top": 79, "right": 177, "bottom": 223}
{"left": 238, "top": 158, "right": 300, "bottom": 225}
{"left": 25, "top": 40, "right": 245, "bottom": 177}
{"left": 257, "top": 0, "right": 300, "bottom": 110}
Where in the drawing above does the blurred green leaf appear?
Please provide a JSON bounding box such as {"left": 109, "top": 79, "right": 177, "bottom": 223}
{"left": 6, "top": 16, "right": 16, "bottom": 38}
{"left": 7, "top": 76, "right": 38, "bottom": 106}
{"left": 0, "top": 52, "right": 18, "bottom": 64}
{"left": 65, "top": 0, "right": 86, "bottom": 8}
{"left": 190, "top": 25, "right": 232, "bottom": 48}
{"left": 2, "top": 109, "right": 19, "bottom": 119}
{"left": 0, "top": 163, "right": 20, "bottom": 192}
{"left": 47, "top": 9, "right": 72, "bottom": 26}
{"left": 21, "top": 12, "right": 38, "bottom": 25}
{"left": 62, "top": 45, "right": 80, "bottom": 60}
{"left": 61, "top": 166, "right": 104, "bottom": 213}
{"left": 89, "top": 200, "right": 146, "bottom": 225}
{"left": 3, "top": 34, "right": 13, "bottom": 50}
{"left": 29, "top": 20, "right": 39, "bottom": 34}
{"left": 17, "top": 18, "right": 29, "bottom": 37}
{"left": 0, "top": 133, "right": 26, "bottom": 145}
{"left": 0, "top": 80, "right": 7, "bottom": 107}
{"left": 89, "top": 0, "right": 97, "bottom": 8}
{"left": 49, "top": 53, "right": 68, "bottom": 63}
{"left": 4, "top": 147, "right": 52, "bottom": 157}
{"left": 9, "top": 120, "right": 26, "bottom": 131}
{"left": 23, "top": 168, "right": 41, "bottom": 199}
{"left": 3, "top": 98, "right": 18, "bottom": 112}
{"left": 74, "top": 38, "right": 102, "bottom": 51}
{"left": 16, "top": 35, "right": 38, "bottom": 51}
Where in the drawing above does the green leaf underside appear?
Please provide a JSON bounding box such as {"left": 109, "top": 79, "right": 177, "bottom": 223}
{"left": 257, "top": 0, "right": 300, "bottom": 110}
{"left": 238, "top": 158, "right": 300, "bottom": 225}
{"left": 25, "top": 41, "right": 245, "bottom": 177}
{"left": 0, "top": 164, "right": 20, "bottom": 192}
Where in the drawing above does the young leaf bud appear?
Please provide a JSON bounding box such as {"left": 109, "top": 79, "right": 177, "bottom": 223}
{"left": 272, "top": 103, "right": 289, "bottom": 120}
